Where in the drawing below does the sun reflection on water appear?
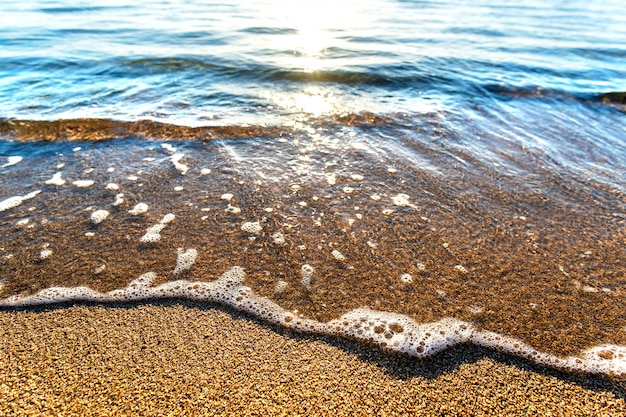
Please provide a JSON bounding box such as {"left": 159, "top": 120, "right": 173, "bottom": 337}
{"left": 253, "top": 0, "right": 364, "bottom": 117}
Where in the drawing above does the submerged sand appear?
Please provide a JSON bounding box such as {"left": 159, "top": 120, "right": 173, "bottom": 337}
{"left": 0, "top": 301, "right": 624, "bottom": 416}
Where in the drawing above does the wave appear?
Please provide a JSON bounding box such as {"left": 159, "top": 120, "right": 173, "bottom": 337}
{"left": 0, "top": 113, "right": 413, "bottom": 142}
{"left": 1, "top": 108, "right": 625, "bottom": 378}
{"left": 0, "top": 118, "right": 290, "bottom": 142}
{"left": 3, "top": 53, "right": 622, "bottom": 109}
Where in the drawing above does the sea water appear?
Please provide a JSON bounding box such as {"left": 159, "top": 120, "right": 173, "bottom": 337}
{"left": 1, "top": 0, "right": 626, "bottom": 375}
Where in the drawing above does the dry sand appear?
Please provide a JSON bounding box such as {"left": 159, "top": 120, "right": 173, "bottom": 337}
{"left": 1, "top": 301, "right": 624, "bottom": 416}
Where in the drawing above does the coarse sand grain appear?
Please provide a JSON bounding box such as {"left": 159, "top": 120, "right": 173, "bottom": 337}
{"left": 0, "top": 301, "right": 624, "bottom": 416}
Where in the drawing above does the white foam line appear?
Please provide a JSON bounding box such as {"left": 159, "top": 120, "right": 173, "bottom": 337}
{"left": 0, "top": 267, "right": 623, "bottom": 376}
{"left": 0, "top": 190, "right": 41, "bottom": 213}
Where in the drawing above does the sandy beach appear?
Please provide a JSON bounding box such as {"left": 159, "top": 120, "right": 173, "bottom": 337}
{"left": 0, "top": 301, "right": 624, "bottom": 416}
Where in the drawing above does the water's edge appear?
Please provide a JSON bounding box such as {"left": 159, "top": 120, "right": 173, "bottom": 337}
{"left": 1, "top": 266, "right": 624, "bottom": 377}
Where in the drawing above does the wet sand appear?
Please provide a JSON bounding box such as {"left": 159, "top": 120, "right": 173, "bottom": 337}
{"left": 1, "top": 301, "right": 624, "bottom": 416}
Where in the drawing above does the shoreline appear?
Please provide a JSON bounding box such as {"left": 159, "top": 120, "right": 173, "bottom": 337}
{"left": 1, "top": 300, "right": 624, "bottom": 416}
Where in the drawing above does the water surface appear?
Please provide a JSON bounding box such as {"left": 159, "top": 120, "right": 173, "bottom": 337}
{"left": 1, "top": 0, "right": 626, "bottom": 375}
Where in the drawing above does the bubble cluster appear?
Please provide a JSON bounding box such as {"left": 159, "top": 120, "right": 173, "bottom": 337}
{"left": 171, "top": 154, "right": 189, "bottom": 174}
{"left": 140, "top": 213, "right": 175, "bottom": 243}
{"left": 331, "top": 250, "right": 346, "bottom": 261}
{"left": 91, "top": 210, "right": 110, "bottom": 225}
{"left": 271, "top": 232, "right": 286, "bottom": 245}
{"left": 128, "top": 203, "right": 149, "bottom": 215}
{"left": 174, "top": 248, "right": 198, "bottom": 275}
{"left": 72, "top": 180, "right": 94, "bottom": 188}
{"left": 0, "top": 190, "right": 41, "bottom": 213}
{"left": 392, "top": 193, "right": 417, "bottom": 209}
{"left": 241, "top": 221, "right": 263, "bottom": 235}
{"left": 274, "top": 280, "right": 288, "bottom": 293}
{"left": 301, "top": 264, "right": 314, "bottom": 289}
{"left": 45, "top": 172, "right": 65, "bottom": 186}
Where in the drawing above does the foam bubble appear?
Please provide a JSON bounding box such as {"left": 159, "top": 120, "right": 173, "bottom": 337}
{"left": 326, "top": 174, "right": 337, "bottom": 186}
{"left": 106, "top": 183, "right": 119, "bottom": 191}
{"left": 140, "top": 213, "right": 175, "bottom": 243}
{"left": 174, "top": 248, "right": 198, "bottom": 275}
{"left": 113, "top": 193, "right": 124, "bottom": 206}
{"left": 1, "top": 156, "right": 23, "bottom": 168}
{"left": 107, "top": 167, "right": 115, "bottom": 173}
{"left": 400, "top": 273, "right": 413, "bottom": 284}
{"left": 72, "top": 180, "right": 94, "bottom": 188}
{"left": 301, "top": 264, "right": 314, "bottom": 289}
{"left": 140, "top": 226, "right": 165, "bottom": 243}
{"left": 161, "top": 143, "right": 177, "bottom": 153}
{"left": 40, "top": 249, "right": 52, "bottom": 260}
{"left": 0, "top": 190, "right": 41, "bottom": 213}
{"left": 225, "top": 204, "right": 241, "bottom": 214}
{"left": 91, "top": 210, "right": 110, "bottom": 225}
{"left": 274, "top": 280, "right": 288, "bottom": 293}
{"left": 174, "top": 186, "right": 184, "bottom": 191}
{"left": 326, "top": 309, "right": 474, "bottom": 356}
{"left": 45, "top": 172, "right": 65, "bottom": 186}
{"left": 161, "top": 213, "right": 176, "bottom": 224}
{"left": 454, "top": 265, "right": 468, "bottom": 274}
{"left": 128, "top": 203, "right": 149, "bottom": 215}
{"left": 171, "top": 153, "right": 189, "bottom": 174}
{"left": 241, "top": 221, "right": 263, "bottom": 235}
{"left": 127, "top": 175, "right": 138, "bottom": 181}
{"left": 331, "top": 249, "right": 346, "bottom": 261}
{"left": 392, "top": 193, "right": 417, "bottom": 209}
{"left": 221, "top": 193, "right": 234, "bottom": 201}
{"left": 272, "top": 232, "right": 286, "bottom": 245}
{"left": 200, "top": 168, "right": 211, "bottom": 175}
{"left": 16, "top": 218, "right": 29, "bottom": 226}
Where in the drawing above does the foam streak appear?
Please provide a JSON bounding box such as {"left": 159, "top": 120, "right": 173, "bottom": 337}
{"left": 1, "top": 267, "right": 623, "bottom": 376}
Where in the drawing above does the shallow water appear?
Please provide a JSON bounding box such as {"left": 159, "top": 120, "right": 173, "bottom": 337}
{"left": 1, "top": 0, "right": 626, "bottom": 375}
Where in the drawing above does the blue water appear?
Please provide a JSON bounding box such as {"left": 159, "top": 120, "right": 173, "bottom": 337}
{"left": 1, "top": 0, "right": 626, "bottom": 373}
{"left": 1, "top": 0, "right": 625, "bottom": 122}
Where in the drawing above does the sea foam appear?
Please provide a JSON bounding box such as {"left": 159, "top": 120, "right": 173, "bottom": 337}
{"left": 0, "top": 191, "right": 41, "bottom": 213}
{"left": 0, "top": 265, "right": 623, "bottom": 376}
